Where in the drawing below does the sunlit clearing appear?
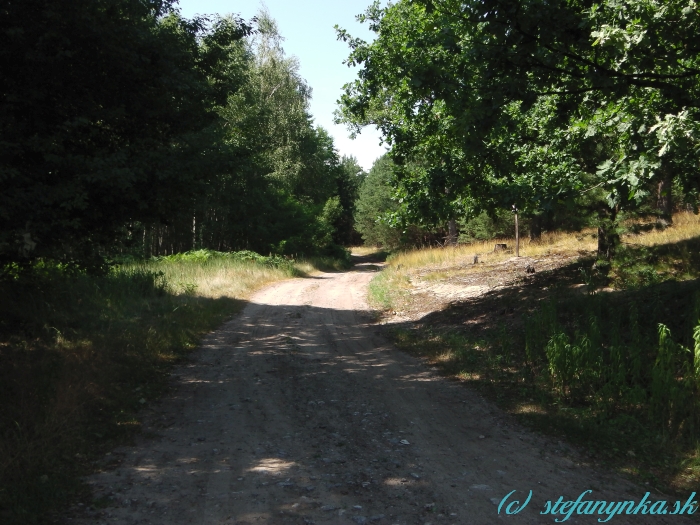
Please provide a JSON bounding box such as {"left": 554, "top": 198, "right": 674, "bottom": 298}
{"left": 247, "top": 458, "right": 296, "bottom": 475}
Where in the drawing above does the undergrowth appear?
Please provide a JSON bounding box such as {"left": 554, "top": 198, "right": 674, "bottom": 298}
{"left": 0, "top": 250, "right": 341, "bottom": 523}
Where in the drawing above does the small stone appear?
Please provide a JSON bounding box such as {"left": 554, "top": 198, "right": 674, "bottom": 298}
{"left": 399, "top": 439, "right": 410, "bottom": 445}
{"left": 410, "top": 473, "right": 421, "bottom": 479}
{"left": 470, "top": 484, "right": 491, "bottom": 490}
{"left": 352, "top": 516, "right": 367, "bottom": 524}
{"left": 478, "top": 435, "right": 485, "bottom": 439}
{"left": 369, "top": 515, "right": 385, "bottom": 522}
{"left": 490, "top": 497, "right": 501, "bottom": 505}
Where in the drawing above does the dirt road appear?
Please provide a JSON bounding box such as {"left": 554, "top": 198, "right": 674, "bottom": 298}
{"left": 70, "top": 260, "right": 693, "bottom": 525}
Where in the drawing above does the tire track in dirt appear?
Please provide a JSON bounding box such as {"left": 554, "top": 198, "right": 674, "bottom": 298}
{"left": 66, "top": 262, "right": 692, "bottom": 525}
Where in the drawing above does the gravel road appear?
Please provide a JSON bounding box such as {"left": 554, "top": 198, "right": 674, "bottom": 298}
{"left": 68, "top": 260, "right": 695, "bottom": 525}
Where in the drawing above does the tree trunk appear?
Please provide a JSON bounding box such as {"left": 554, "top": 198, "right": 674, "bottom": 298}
{"left": 447, "top": 219, "right": 458, "bottom": 246}
{"left": 597, "top": 207, "right": 619, "bottom": 260}
{"left": 657, "top": 170, "right": 673, "bottom": 225}
{"left": 514, "top": 212, "right": 519, "bottom": 257}
{"left": 529, "top": 215, "right": 542, "bottom": 241}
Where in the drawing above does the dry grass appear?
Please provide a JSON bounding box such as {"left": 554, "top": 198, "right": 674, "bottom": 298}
{"left": 349, "top": 245, "right": 389, "bottom": 258}
{"left": 624, "top": 211, "right": 700, "bottom": 246}
{"left": 385, "top": 211, "right": 700, "bottom": 272}
{"left": 386, "top": 233, "right": 594, "bottom": 271}
{"left": 139, "top": 258, "right": 304, "bottom": 299}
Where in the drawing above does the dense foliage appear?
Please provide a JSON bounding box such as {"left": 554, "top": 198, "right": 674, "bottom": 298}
{"left": 337, "top": 0, "right": 700, "bottom": 255}
{"left": 0, "top": 1, "right": 363, "bottom": 271}
{"left": 355, "top": 154, "right": 441, "bottom": 247}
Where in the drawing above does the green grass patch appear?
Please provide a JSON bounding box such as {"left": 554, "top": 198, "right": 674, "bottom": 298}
{"left": 368, "top": 266, "right": 411, "bottom": 311}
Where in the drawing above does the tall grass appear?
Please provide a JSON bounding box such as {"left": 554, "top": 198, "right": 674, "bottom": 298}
{"left": 349, "top": 245, "right": 389, "bottom": 257}
{"left": 0, "top": 251, "right": 326, "bottom": 523}
{"left": 384, "top": 231, "right": 599, "bottom": 271}
{"left": 381, "top": 211, "right": 700, "bottom": 273}
{"left": 143, "top": 249, "right": 304, "bottom": 298}
{"left": 625, "top": 211, "right": 700, "bottom": 247}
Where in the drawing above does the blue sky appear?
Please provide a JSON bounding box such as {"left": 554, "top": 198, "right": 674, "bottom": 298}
{"left": 174, "top": 0, "right": 387, "bottom": 171}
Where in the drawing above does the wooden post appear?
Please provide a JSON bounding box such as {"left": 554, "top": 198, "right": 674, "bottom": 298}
{"left": 515, "top": 212, "right": 519, "bottom": 257}
{"left": 512, "top": 205, "right": 519, "bottom": 257}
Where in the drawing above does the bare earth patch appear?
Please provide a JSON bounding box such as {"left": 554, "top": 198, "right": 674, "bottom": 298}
{"left": 386, "top": 253, "right": 584, "bottom": 323}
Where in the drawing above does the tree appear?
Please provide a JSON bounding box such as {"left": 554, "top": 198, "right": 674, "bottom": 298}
{"left": 0, "top": 0, "right": 253, "bottom": 268}
{"left": 355, "top": 155, "right": 402, "bottom": 247}
{"left": 0, "top": 3, "right": 361, "bottom": 267}
{"left": 335, "top": 155, "right": 366, "bottom": 245}
{"left": 336, "top": 0, "right": 700, "bottom": 257}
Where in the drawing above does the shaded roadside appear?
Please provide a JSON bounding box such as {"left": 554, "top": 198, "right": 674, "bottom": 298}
{"left": 375, "top": 253, "right": 700, "bottom": 495}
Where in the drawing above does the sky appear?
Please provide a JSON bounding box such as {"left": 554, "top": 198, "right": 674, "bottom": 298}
{"left": 175, "top": 0, "right": 388, "bottom": 171}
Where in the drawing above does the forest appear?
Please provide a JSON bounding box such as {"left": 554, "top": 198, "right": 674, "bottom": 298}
{"left": 0, "top": 0, "right": 363, "bottom": 272}
{"left": 1, "top": 0, "right": 700, "bottom": 521}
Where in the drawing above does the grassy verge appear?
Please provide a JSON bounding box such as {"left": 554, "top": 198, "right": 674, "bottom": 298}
{"left": 369, "top": 213, "right": 700, "bottom": 494}
{"left": 0, "top": 250, "right": 340, "bottom": 523}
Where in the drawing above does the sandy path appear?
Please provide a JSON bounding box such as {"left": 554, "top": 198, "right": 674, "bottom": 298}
{"left": 69, "top": 261, "right": 693, "bottom": 525}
